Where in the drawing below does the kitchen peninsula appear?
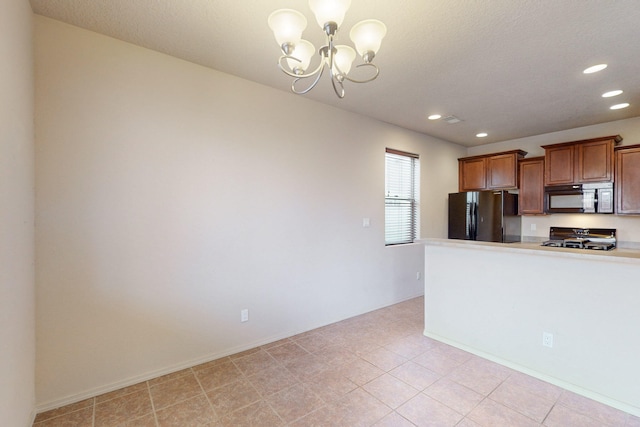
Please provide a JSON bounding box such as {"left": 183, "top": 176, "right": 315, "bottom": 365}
{"left": 422, "top": 238, "right": 640, "bottom": 416}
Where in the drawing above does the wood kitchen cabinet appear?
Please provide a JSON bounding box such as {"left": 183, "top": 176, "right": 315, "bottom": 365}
{"left": 543, "top": 144, "right": 574, "bottom": 185}
{"left": 578, "top": 138, "right": 616, "bottom": 182}
{"left": 458, "top": 157, "right": 487, "bottom": 191}
{"left": 458, "top": 150, "right": 527, "bottom": 191}
{"left": 615, "top": 144, "right": 640, "bottom": 214}
{"left": 518, "top": 156, "right": 545, "bottom": 215}
{"left": 542, "top": 135, "right": 621, "bottom": 186}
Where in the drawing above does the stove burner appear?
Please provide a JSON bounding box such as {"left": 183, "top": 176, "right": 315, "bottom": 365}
{"left": 540, "top": 227, "right": 617, "bottom": 251}
{"left": 583, "top": 242, "right": 616, "bottom": 251}
{"left": 563, "top": 238, "right": 589, "bottom": 249}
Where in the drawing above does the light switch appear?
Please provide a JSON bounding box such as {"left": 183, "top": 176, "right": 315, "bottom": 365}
{"left": 362, "top": 218, "right": 370, "bottom": 228}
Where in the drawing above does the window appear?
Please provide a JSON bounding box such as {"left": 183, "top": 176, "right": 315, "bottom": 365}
{"left": 385, "top": 148, "right": 420, "bottom": 245}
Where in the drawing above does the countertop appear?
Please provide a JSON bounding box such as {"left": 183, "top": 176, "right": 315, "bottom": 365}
{"left": 419, "top": 238, "right": 640, "bottom": 264}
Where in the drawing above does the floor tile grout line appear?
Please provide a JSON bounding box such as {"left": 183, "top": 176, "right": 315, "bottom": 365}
{"left": 225, "top": 355, "right": 292, "bottom": 425}
{"left": 356, "top": 384, "right": 396, "bottom": 426}
{"left": 552, "top": 400, "right": 622, "bottom": 427}
{"left": 200, "top": 361, "right": 284, "bottom": 422}
{"left": 149, "top": 371, "right": 218, "bottom": 420}
{"left": 451, "top": 360, "right": 518, "bottom": 422}
{"left": 191, "top": 366, "right": 222, "bottom": 424}
{"left": 32, "top": 399, "right": 95, "bottom": 426}
{"left": 487, "top": 375, "right": 562, "bottom": 425}
{"left": 395, "top": 348, "right": 494, "bottom": 423}
{"left": 392, "top": 410, "right": 418, "bottom": 427}
{"left": 145, "top": 381, "right": 160, "bottom": 427}
{"left": 540, "top": 401, "right": 557, "bottom": 426}
{"left": 263, "top": 395, "right": 287, "bottom": 425}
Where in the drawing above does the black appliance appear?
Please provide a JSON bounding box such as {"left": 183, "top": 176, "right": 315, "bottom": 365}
{"left": 544, "top": 182, "right": 614, "bottom": 214}
{"left": 541, "top": 227, "right": 616, "bottom": 250}
{"left": 448, "top": 191, "right": 521, "bottom": 243}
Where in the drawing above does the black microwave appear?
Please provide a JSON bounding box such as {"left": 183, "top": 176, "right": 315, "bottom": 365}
{"left": 544, "top": 182, "right": 614, "bottom": 214}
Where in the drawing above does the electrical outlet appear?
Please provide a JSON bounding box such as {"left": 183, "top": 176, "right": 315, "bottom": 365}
{"left": 543, "top": 332, "right": 553, "bottom": 348}
{"left": 416, "top": 271, "right": 421, "bottom": 280}
{"left": 241, "top": 309, "right": 249, "bottom": 322}
{"left": 531, "top": 223, "right": 537, "bottom": 231}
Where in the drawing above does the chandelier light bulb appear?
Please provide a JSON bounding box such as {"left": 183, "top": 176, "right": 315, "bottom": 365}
{"left": 334, "top": 45, "right": 356, "bottom": 75}
{"left": 350, "top": 19, "right": 387, "bottom": 59}
{"left": 308, "top": 0, "right": 351, "bottom": 29}
{"left": 268, "top": 9, "right": 307, "bottom": 48}
{"left": 286, "top": 40, "right": 316, "bottom": 74}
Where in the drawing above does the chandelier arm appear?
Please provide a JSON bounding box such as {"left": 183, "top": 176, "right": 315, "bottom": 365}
{"left": 277, "top": 54, "right": 326, "bottom": 79}
{"left": 341, "top": 63, "right": 380, "bottom": 84}
{"left": 329, "top": 66, "right": 345, "bottom": 99}
{"left": 292, "top": 63, "right": 326, "bottom": 95}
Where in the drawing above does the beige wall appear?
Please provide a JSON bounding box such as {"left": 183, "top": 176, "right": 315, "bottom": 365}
{"left": 0, "top": 0, "right": 36, "bottom": 425}
{"left": 34, "top": 16, "right": 464, "bottom": 408}
{"left": 466, "top": 117, "right": 640, "bottom": 244}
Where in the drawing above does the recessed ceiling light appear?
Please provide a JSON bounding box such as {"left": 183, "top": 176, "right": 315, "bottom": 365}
{"left": 602, "top": 90, "right": 623, "bottom": 98}
{"left": 476, "top": 133, "right": 488, "bottom": 138}
{"left": 610, "top": 103, "right": 630, "bottom": 110}
{"left": 428, "top": 114, "right": 442, "bottom": 120}
{"left": 583, "top": 64, "right": 607, "bottom": 74}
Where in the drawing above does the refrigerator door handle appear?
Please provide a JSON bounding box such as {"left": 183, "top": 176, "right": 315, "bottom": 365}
{"left": 469, "top": 202, "right": 477, "bottom": 240}
{"left": 468, "top": 203, "right": 472, "bottom": 239}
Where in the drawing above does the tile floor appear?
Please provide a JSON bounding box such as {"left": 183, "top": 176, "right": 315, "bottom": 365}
{"left": 33, "top": 297, "right": 639, "bottom": 427}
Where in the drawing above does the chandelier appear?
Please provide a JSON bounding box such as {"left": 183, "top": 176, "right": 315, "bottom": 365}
{"left": 268, "top": 0, "right": 387, "bottom": 98}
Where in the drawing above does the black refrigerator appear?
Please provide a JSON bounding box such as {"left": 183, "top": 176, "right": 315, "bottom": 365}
{"left": 448, "top": 191, "right": 521, "bottom": 243}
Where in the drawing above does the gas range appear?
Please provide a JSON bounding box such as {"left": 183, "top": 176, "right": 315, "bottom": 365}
{"left": 541, "top": 227, "right": 616, "bottom": 251}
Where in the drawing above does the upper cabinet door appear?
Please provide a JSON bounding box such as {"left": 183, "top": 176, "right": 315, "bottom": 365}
{"left": 488, "top": 153, "right": 519, "bottom": 189}
{"left": 544, "top": 145, "right": 574, "bottom": 186}
{"left": 615, "top": 145, "right": 640, "bottom": 215}
{"left": 458, "top": 157, "right": 487, "bottom": 191}
{"left": 577, "top": 139, "right": 614, "bottom": 183}
{"left": 518, "top": 157, "right": 545, "bottom": 215}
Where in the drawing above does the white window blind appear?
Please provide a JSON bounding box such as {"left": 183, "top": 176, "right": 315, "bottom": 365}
{"left": 385, "top": 148, "right": 420, "bottom": 245}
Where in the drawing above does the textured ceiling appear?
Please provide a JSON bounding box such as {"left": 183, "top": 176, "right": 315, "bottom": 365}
{"left": 30, "top": 0, "right": 640, "bottom": 147}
